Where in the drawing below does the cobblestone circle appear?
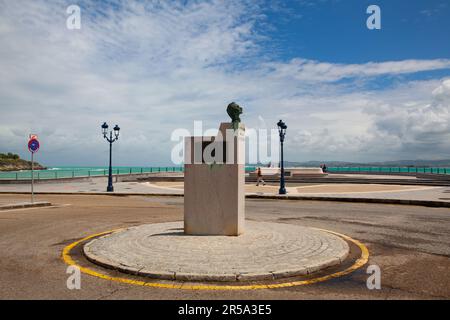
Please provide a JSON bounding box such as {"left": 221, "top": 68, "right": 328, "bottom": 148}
{"left": 84, "top": 221, "right": 349, "bottom": 282}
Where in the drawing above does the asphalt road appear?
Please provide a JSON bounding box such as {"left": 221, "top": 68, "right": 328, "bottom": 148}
{"left": 0, "top": 194, "right": 449, "bottom": 299}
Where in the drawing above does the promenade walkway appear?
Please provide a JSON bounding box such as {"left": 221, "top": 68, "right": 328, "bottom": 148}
{"left": 1, "top": 175, "right": 450, "bottom": 204}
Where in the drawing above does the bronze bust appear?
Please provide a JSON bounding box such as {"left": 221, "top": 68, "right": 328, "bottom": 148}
{"left": 226, "top": 102, "right": 243, "bottom": 129}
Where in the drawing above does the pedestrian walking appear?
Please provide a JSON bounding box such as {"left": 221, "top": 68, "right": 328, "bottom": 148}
{"left": 256, "top": 167, "right": 266, "bottom": 186}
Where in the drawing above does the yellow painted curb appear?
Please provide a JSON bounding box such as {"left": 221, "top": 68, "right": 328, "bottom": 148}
{"left": 62, "top": 227, "right": 369, "bottom": 291}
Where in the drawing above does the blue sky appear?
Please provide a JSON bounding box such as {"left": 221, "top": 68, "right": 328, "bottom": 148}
{"left": 265, "top": 0, "right": 450, "bottom": 63}
{"left": 0, "top": 0, "right": 450, "bottom": 166}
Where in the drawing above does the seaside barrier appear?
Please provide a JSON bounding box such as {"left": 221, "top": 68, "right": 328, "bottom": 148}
{"left": 0, "top": 167, "right": 182, "bottom": 181}
{"left": 1, "top": 166, "right": 449, "bottom": 181}
{"left": 0, "top": 167, "right": 257, "bottom": 181}
{"left": 327, "top": 167, "right": 450, "bottom": 174}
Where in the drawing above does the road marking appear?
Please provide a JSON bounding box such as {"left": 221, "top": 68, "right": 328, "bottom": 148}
{"left": 145, "top": 182, "right": 438, "bottom": 196}
{"left": 62, "top": 227, "right": 369, "bottom": 290}
{"left": 143, "top": 182, "right": 184, "bottom": 191}
{"left": 295, "top": 184, "right": 438, "bottom": 195}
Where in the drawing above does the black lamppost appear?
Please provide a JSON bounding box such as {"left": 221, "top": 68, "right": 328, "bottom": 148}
{"left": 277, "top": 120, "right": 287, "bottom": 195}
{"left": 101, "top": 122, "right": 120, "bottom": 192}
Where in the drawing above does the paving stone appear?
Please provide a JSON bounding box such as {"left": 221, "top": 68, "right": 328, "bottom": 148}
{"left": 84, "top": 221, "right": 349, "bottom": 282}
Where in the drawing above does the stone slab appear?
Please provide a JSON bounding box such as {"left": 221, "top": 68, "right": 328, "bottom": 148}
{"left": 0, "top": 201, "right": 52, "bottom": 210}
{"left": 184, "top": 122, "right": 245, "bottom": 236}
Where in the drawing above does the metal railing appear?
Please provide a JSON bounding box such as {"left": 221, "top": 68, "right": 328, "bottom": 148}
{"left": 0, "top": 166, "right": 257, "bottom": 180}
{"left": 0, "top": 167, "right": 183, "bottom": 180}
{"left": 327, "top": 167, "right": 450, "bottom": 174}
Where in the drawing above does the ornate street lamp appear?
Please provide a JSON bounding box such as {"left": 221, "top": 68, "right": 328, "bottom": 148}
{"left": 101, "top": 122, "right": 120, "bottom": 192}
{"left": 277, "top": 120, "right": 287, "bottom": 195}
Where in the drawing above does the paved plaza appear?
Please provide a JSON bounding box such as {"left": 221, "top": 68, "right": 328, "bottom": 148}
{"left": 1, "top": 176, "right": 450, "bottom": 203}
{"left": 0, "top": 193, "right": 449, "bottom": 299}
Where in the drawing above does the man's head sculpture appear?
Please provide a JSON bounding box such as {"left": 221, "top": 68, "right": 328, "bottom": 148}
{"left": 227, "top": 102, "right": 243, "bottom": 129}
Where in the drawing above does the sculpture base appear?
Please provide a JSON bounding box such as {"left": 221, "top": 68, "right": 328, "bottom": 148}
{"left": 184, "top": 164, "right": 245, "bottom": 236}
{"left": 184, "top": 123, "right": 245, "bottom": 236}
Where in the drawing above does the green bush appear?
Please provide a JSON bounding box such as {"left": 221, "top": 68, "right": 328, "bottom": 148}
{"left": 0, "top": 153, "right": 20, "bottom": 160}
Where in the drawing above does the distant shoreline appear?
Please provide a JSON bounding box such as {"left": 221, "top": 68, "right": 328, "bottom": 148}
{"left": 0, "top": 153, "right": 46, "bottom": 172}
{"left": 0, "top": 162, "right": 46, "bottom": 172}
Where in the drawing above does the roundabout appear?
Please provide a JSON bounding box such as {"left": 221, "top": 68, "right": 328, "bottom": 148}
{"left": 2, "top": 193, "right": 447, "bottom": 298}
{"left": 83, "top": 221, "right": 350, "bottom": 282}
{"left": 63, "top": 221, "right": 369, "bottom": 290}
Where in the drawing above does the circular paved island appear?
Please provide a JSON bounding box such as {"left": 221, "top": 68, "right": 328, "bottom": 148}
{"left": 84, "top": 221, "right": 349, "bottom": 282}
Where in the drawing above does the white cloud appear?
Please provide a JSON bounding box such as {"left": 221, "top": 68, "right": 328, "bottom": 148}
{"left": 0, "top": 0, "right": 449, "bottom": 165}
{"left": 366, "top": 79, "right": 450, "bottom": 158}
{"left": 263, "top": 58, "right": 450, "bottom": 83}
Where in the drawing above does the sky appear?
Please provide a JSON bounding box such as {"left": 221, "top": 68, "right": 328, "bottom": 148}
{"left": 0, "top": 0, "right": 450, "bottom": 166}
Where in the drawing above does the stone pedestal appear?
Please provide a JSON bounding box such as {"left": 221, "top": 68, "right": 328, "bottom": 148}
{"left": 184, "top": 123, "right": 245, "bottom": 236}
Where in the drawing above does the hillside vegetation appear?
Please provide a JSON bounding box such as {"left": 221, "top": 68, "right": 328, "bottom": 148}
{"left": 0, "top": 153, "right": 46, "bottom": 171}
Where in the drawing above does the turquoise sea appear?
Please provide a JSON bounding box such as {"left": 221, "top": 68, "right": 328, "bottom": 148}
{"left": 0, "top": 166, "right": 449, "bottom": 180}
